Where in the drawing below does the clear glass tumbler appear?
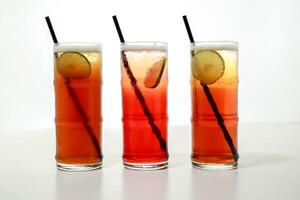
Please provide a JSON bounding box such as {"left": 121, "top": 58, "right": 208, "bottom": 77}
{"left": 121, "top": 42, "right": 168, "bottom": 170}
{"left": 54, "top": 43, "right": 103, "bottom": 171}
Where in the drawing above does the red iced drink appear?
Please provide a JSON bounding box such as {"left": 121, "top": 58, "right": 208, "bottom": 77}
{"left": 121, "top": 42, "right": 168, "bottom": 170}
{"left": 191, "top": 42, "right": 239, "bottom": 170}
{"left": 54, "top": 43, "right": 102, "bottom": 171}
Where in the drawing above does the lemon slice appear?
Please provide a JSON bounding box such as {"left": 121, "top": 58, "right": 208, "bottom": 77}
{"left": 144, "top": 58, "right": 166, "bottom": 88}
{"left": 192, "top": 50, "right": 225, "bottom": 84}
{"left": 56, "top": 52, "right": 91, "bottom": 79}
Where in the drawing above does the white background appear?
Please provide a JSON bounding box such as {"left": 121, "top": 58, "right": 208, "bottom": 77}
{"left": 0, "top": 0, "right": 299, "bottom": 129}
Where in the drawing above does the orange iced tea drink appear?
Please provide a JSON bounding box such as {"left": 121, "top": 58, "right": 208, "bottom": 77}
{"left": 191, "top": 42, "right": 238, "bottom": 170}
{"left": 54, "top": 43, "right": 102, "bottom": 171}
{"left": 121, "top": 42, "right": 168, "bottom": 170}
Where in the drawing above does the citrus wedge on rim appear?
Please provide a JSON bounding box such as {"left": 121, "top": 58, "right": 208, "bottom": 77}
{"left": 56, "top": 52, "right": 91, "bottom": 79}
{"left": 192, "top": 50, "right": 225, "bottom": 85}
{"left": 144, "top": 58, "right": 166, "bottom": 88}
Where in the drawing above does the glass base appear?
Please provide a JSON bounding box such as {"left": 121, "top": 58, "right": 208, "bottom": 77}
{"left": 192, "top": 161, "right": 237, "bottom": 170}
{"left": 57, "top": 162, "right": 102, "bottom": 172}
{"left": 123, "top": 161, "right": 168, "bottom": 171}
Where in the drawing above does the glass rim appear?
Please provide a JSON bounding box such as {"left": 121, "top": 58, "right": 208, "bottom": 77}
{"left": 54, "top": 42, "right": 102, "bottom": 52}
{"left": 121, "top": 41, "right": 167, "bottom": 51}
{"left": 191, "top": 41, "right": 238, "bottom": 51}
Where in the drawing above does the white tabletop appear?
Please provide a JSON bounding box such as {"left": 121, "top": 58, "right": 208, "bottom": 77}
{"left": 0, "top": 123, "right": 299, "bottom": 200}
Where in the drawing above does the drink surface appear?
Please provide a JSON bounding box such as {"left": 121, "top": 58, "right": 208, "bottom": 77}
{"left": 122, "top": 48, "right": 168, "bottom": 164}
{"left": 191, "top": 45, "right": 238, "bottom": 164}
{"left": 54, "top": 46, "right": 102, "bottom": 165}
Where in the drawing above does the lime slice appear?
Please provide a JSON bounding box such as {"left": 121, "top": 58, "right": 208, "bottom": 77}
{"left": 56, "top": 52, "right": 91, "bottom": 79}
{"left": 192, "top": 50, "right": 225, "bottom": 84}
{"left": 144, "top": 58, "right": 166, "bottom": 88}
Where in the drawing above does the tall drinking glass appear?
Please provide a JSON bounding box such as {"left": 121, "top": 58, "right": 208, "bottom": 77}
{"left": 191, "top": 41, "right": 239, "bottom": 170}
{"left": 54, "top": 43, "right": 102, "bottom": 171}
{"left": 121, "top": 42, "right": 168, "bottom": 170}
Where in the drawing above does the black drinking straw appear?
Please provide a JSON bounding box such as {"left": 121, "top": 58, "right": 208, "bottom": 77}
{"left": 45, "top": 16, "right": 102, "bottom": 159}
{"left": 112, "top": 15, "right": 167, "bottom": 153}
{"left": 182, "top": 15, "right": 239, "bottom": 162}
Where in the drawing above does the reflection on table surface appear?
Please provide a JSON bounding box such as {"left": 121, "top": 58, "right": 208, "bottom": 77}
{"left": 122, "top": 169, "right": 168, "bottom": 200}
{"left": 56, "top": 170, "right": 103, "bottom": 200}
{"left": 191, "top": 168, "right": 238, "bottom": 200}
{"left": 55, "top": 165, "right": 239, "bottom": 200}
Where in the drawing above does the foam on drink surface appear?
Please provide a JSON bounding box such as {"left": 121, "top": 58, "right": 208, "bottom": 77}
{"left": 54, "top": 43, "right": 101, "bottom": 53}
{"left": 121, "top": 42, "right": 167, "bottom": 51}
{"left": 191, "top": 41, "right": 238, "bottom": 51}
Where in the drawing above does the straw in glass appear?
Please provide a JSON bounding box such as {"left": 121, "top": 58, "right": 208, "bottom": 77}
{"left": 45, "top": 16, "right": 102, "bottom": 159}
{"left": 182, "top": 15, "right": 239, "bottom": 162}
{"left": 112, "top": 15, "right": 167, "bottom": 153}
